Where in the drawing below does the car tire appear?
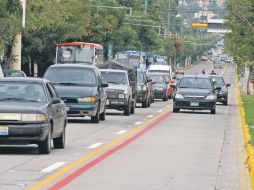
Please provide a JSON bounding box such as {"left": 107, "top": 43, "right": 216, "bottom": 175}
{"left": 99, "top": 105, "right": 106, "bottom": 121}
{"left": 173, "top": 107, "right": 179, "bottom": 113}
{"left": 148, "top": 98, "right": 151, "bottom": 107}
{"left": 211, "top": 108, "right": 216, "bottom": 114}
{"left": 130, "top": 103, "right": 135, "bottom": 114}
{"left": 124, "top": 99, "right": 131, "bottom": 116}
{"left": 223, "top": 98, "right": 228, "bottom": 106}
{"left": 142, "top": 98, "right": 148, "bottom": 108}
{"left": 38, "top": 127, "right": 51, "bottom": 154}
{"left": 91, "top": 105, "right": 100, "bottom": 123}
{"left": 53, "top": 127, "right": 65, "bottom": 149}
{"left": 163, "top": 92, "right": 168, "bottom": 101}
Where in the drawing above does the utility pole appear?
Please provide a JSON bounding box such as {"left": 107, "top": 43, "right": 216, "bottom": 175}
{"left": 11, "top": 0, "right": 26, "bottom": 71}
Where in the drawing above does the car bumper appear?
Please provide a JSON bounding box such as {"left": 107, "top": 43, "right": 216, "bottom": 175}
{"left": 217, "top": 93, "right": 227, "bottom": 102}
{"left": 65, "top": 102, "right": 98, "bottom": 117}
{"left": 0, "top": 123, "right": 50, "bottom": 145}
{"left": 136, "top": 91, "right": 147, "bottom": 103}
{"left": 173, "top": 99, "right": 216, "bottom": 110}
{"left": 106, "top": 99, "right": 129, "bottom": 109}
{"left": 154, "top": 90, "right": 165, "bottom": 99}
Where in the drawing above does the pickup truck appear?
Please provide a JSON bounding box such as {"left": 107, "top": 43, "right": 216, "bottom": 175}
{"left": 98, "top": 60, "right": 137, "bottom": 115}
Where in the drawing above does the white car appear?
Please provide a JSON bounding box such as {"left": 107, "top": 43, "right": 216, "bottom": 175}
{"left": 148, "top": 65, "right": 172, "bottom": 77}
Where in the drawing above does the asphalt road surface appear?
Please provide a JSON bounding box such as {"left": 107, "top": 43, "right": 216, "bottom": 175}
{"left": 0, "top": 60, "right": 250, "bottom": 190}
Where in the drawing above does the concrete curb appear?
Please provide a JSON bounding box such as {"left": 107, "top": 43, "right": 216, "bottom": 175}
{"left": 237, "top": 70, "right": 254, "bottom": 189}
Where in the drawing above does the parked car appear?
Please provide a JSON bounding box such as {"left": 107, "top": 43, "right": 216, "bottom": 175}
{"left": 172, "top": 75, "right": 220, "bottom": 114}
{"left": 0, "top": 78, "right": 67, "bottom": 154}
{"left": 100, "top": 69, "right": 135, "bottom": 115}
{"left": 210, "top": 75, "right": 230, "bottom": 105}
{"left": 3, "top": 70, "right": 26, "bottom": 77}
{"left": 136, "top": 69, "right": 153, "bottom": 108}
{"left": 147, "top": 73, "right": 169, "bottom": 101}
{"left": 44, "top": 64, "right": 108, "bottom": 123}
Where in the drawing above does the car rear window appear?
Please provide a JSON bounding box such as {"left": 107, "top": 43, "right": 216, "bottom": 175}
{"left": 179, "top": 77, "right": 212, "bottom": 89}
{"left": 101, "top": 71, "right": 128, "bottom": 85}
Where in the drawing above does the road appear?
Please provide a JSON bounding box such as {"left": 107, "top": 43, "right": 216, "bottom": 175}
{"left": 0, "top": 61, "right": 250, "bottom": 190}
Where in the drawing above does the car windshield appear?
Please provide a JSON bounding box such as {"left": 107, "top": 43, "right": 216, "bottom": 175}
{"left": 148, "top": 75, "right": 164, "bottom": 83}
{"left": 44, "top": 67, "right": 97, "bottom": 87}
{"left": 101, "top": 71, "right": 128, "bottom": 85}
{"left": 0, "top": 82, "right": 47, "bottom": 102}
{"left": 211, "top": 76, "right": 225, "bottom": 86}
{"left": 179, "top": 77, "right": 212, "bottom": 89}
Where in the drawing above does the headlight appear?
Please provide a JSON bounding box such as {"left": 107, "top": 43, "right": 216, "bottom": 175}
{"left": 78, "top": 97, "right": 97, "bottom": 103}
{"left": 175, "top": 94, "right": 184, "bottom": 99}
{"left": 119, "top": 94, "right": 125, "bottom": 99}
{"left": 22, "top": 114, "right": 47, "bottom": 122}
{"left": 206, "top": 95, "right": 215, "bottom": 100}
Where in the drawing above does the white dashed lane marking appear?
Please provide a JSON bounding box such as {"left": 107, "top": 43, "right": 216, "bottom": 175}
{"left": 41, "top": 162, "right": 66, "bottom": 173}
{"left": 116, "top": 130, "right": 127, "bottom": 135}
{"left": 87, "top": 143, "right": 104, "bottom": 149}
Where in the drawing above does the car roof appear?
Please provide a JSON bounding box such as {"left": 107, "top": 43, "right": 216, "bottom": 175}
{"left": 147, "top": 72, "right": 166, "bottom": 76}
{"left": 0, "top": 77, "right": 50, "bottom": 83}
{"left": 181, "top": 75, "right": 210, "bottom": 79}
{"left": 100, "top": 69, "right": 127, "bottom": 73}
{"left": 149, "top": 65, "right": 170, "bottom": 70}
{"left": 49, "top": 64, "right": 96, "bottom": 69}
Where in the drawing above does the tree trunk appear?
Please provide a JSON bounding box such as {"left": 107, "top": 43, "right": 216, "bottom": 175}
{"left": 247, "top": 66, "right": 253, "bottom": 95}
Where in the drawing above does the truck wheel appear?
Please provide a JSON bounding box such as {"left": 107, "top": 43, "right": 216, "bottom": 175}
{"left": 130, "top": 105, "right": 135, "bottom": 114}
{"left": 38, "top": 127, "right": 52, "bottom": 154}
{"left": 210, "top": 108, "right": 216, "bottom": 114}
{"left": 124, "top": 99, "right": 131, "bottom": 116}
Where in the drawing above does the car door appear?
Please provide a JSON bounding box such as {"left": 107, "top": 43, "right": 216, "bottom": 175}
{"left": 46, "top": 83, "right": 63, "bottom": 137}
{"left": 97, "top": 69, "right": 107, "bottom": 114}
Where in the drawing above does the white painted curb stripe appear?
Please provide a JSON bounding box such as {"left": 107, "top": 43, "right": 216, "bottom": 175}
{"left": 116, "top": 130, "right": 127, "bottom": 135}
{"left": 134, "top": 121, "right": 143, "bottom": 125}
{"left": 41, "top": 162, "right": 66, "bottom": 173}
{"left": 146, "top": 115, "right": 154, "bottom": 118}
{"left": 87, "top": 143, "right": 103, "bottom": 149}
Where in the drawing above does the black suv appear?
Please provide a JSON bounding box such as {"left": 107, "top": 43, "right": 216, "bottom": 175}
{"left": 172, "top": 75, "right": 220, "bottom": 114}
{"left": 44, "top": 64, "right": 108, "bottom": 123}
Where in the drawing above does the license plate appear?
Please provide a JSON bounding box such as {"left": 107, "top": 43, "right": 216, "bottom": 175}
{"left": 0, "top": 126, "right": 8, "bottom": 136}
{"left": 190, "top": 102, "right": 199, "bottom": 107}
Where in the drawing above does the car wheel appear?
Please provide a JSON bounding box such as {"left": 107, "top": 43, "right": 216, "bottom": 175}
{"left": 173, "top": 107, "right": 179, "bottom": 113}
{"left": 53, "top": 127, "right": 65, "bottom": 149}
{"left": 124, "top": 99, "right": 131, "bottom": 116}
{"left": 91, "top": 105, "right": 100, "bottom": 123}
{"left": 163, "top": 92, "right": 168, "bottom": 101}
{"left": 223, "top": 98, "right": 228, "bottom": 106}
{"left": 99, "top": 105, "right": 106, "bottom": 121}
{"left": 130, "top": 102, "right": 135, "bottom": 114}
{"left": 38, "top": 127, "right": 52, "bottom": 154}
{"left": 211, "top": 108, "right": 216, "bottom": 114}
{"left": 142, "top": 98, "right": 148, "bottom": 108}
{"left": 148, "top": 98, "right": 151, "bottom": 107}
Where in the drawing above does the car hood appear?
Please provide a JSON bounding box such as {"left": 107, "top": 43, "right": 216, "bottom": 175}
{"left": 55, "top": 85, "right": 97, "bottom": 98}
{"left": 0, "top": 102, "right": 46, "bottom": 113}
{"left": 177, "top": 88, "right": 213, "bottom": 97}
{"left": 106, "top": 83, "right": 128, "bottom": 93}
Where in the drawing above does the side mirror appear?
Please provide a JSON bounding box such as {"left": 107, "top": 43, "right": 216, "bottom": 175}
{"left": 215, "top": 86, "right": 221, "bottom": 90}
{"left": 226, "top": 84, "right": 231, "bottom": 87}
{"left": 101, "top": 82, "right": 109, "bottom": 88}
{"left": 172, "top": 76, "right": 177, "bottom": 80}
{"left": 52, "top": 98, "right": 61, "bottom": 104}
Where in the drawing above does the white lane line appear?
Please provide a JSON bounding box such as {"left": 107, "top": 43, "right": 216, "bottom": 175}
{"left": 116, "top": 130, "right": 127, "bottom": 135}
{"left": 166, "top": 105, "right": 170, "bottom": 108}
{"left": 41, "top": 162, "right": 66, "bottom": 173}
{"left": 146, "top": 115, "right": 154, "bottom": 118}
{"left": 157, "top": 110, "right": 163, "bottom": 113}
{"left": 87, "top": 143, "right": 103, "bottom": 149}
{"left": 134, "top": 121, "right": 143, "bottom": 125}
